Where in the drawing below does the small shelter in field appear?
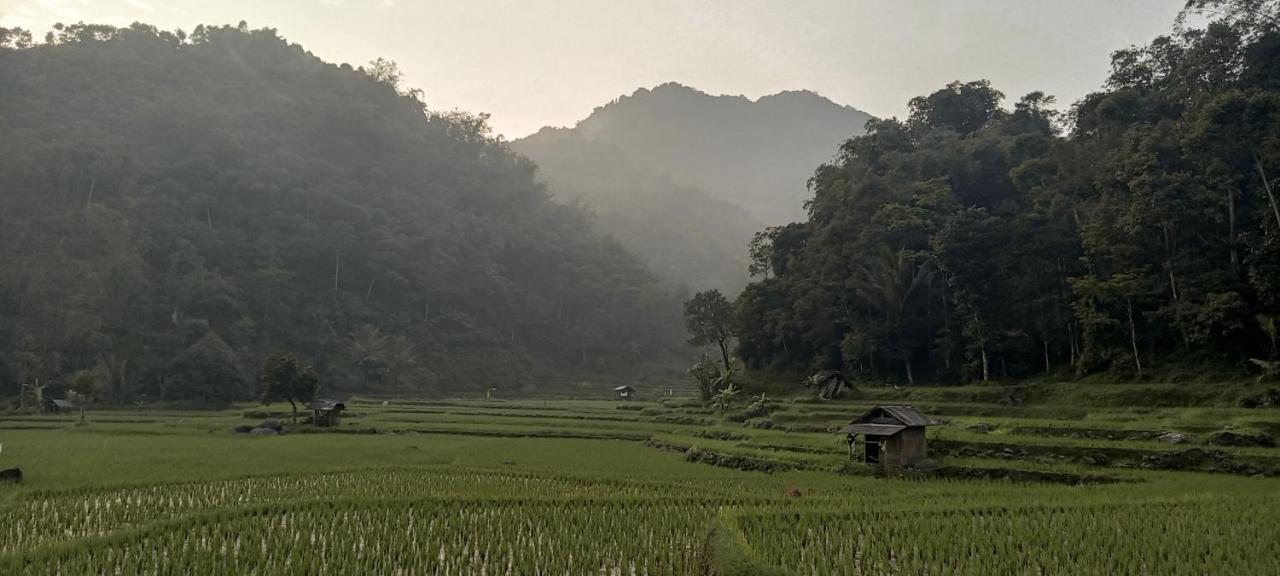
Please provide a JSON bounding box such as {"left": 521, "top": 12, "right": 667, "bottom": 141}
{"left": 613, "top": 385, "right": 635, "bottom": 401}
{"left": 307, "top": 399, "right": 346, "bottom": 427}
{"left": 808, "top": 370, "right": 851, "bottom": 400}
{"left": 837, "top": 405, "right": 935, "bottom": 467}
{"left": 42, "top": 399, "right": 76, "bottom": 414}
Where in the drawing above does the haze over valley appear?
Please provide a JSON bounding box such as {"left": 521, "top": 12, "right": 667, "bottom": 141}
{"left": 2, "top": 2, "right": 1280, "bottom": 574}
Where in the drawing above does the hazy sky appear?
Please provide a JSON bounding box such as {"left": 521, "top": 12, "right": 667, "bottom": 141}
{"left": 2, "top": 1, "right": 1190, "bottom": 138}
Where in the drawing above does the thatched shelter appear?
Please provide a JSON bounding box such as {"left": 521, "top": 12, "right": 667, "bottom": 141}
{"left": 837, "top": 405, "right": 936, "bottom": 467}
{"left": 307, "top": 399, "right": 345, "bottom": 427}
{"left": 42, "top": 398, "right": 75, "bottom": 414}
{"left": 808, "top": 370, "right": 851, "bottom": 400}
{"left": 613, "top": 385, "right": 635, "bottom": 401}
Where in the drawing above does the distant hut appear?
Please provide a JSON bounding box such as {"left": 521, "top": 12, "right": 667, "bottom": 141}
{"left": 307, "top": 399, "right": 346, "bottom": 427}
{"left": 42, "top": 399, "right": 76, "bottom": 414}
{"left": 837, "top": 405, "right": 936, "bottom": 467}
{"left": 613, "top": 385, "right": 635, "bottom": 401}
{"left": 807, "top": 370, "right": 851, "bottom": 400}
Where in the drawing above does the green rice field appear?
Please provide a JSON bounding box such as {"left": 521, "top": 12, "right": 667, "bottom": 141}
{"left": 2, "top": 383, "right": 1278, "bottom": 574}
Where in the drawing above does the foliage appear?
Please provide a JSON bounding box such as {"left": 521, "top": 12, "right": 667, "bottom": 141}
{"left": 257, "top": 351, "right": 319, "bottom": 423}
{"left": 710, "top": 382, "right": 741, "bottom": 413}
{"left": 688, "top": 356, "right": 729, "bottom": 402}
{"left": 736, "top": 8, "right": 1280, "bottom": 383}
{"left": 1251, "top": 358, "right": 1280, "bottom": 381}
{"left": 684, "top": 290, "right": 736, "bottom": 370}
{"left": 0, "top": 23, "right": 686, "bottom": 402}
{"left": 167, "top": 332, "right": 247, "bottom": 404}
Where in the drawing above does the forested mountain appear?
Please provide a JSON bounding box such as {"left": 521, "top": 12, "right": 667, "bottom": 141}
{"left": 737, "top": 9, "right": 1280, "bottom": 384}
{"left": 536, "top": 83, "right": 874, "bottom": 225}
{"left": 513, "top": 127, "right": 761, "bottom": 293}
{"left": 0, "top": 23, "right": 686, "bottom": 403}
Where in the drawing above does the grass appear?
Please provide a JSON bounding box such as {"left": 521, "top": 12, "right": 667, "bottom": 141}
{"left": 1, "top": 381, "right": 1278, "bottom": 573}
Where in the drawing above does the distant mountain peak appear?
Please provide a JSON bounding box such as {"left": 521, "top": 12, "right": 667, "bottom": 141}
{"left": 562, "top": 82, "right": 874, "bottom": 224}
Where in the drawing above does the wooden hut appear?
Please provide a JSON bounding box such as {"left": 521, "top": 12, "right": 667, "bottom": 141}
{"left": 837, "top": 405, "right": 935, "bottom": 468}
{"left": 307, "top": 399, "right": 345, "bottom": 427}
{"left": 807, "top": 370, "right": 851, "bottom": 400}
{"left": 613, "top": 385, "right": 635, "bottom": 401}
{"left": 42, "top": 399, "right": 75, "bottom": 414}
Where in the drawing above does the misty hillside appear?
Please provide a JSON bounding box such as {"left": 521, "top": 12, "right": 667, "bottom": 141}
{"left": 513, "top": 128, "right": 760, "bottom": 293}
{"left": 558, "top": 83, "right": 874, "bottom": 224}
{"left": 0, "top": 23, "right": 686, "bottom": 402}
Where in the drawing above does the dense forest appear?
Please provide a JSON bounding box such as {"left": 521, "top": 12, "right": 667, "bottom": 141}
{"left": 514, "top": 127, "right": 761, "bottom": 293}
{"left": 736, "top": 3, "right": 1280, "bottom": 384}
{"left": 0, "top": 23, "right": 687, "bottom": 404}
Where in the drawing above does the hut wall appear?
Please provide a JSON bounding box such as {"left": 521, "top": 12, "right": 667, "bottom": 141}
{"left": 894, "top": 427, "right": 927, "bottom": 466}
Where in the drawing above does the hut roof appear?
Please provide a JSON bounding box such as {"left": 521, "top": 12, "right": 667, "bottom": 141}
{"left": 613, "top": 385, "right": 635, "bottom": 392}
{"left": 838, "top": 423, "right": 907, "bottom": 436}
{"left": 849, "top": 405, "right": 936, "bottom": 427}
{"left": 811, "top": 370, "right": 847, "bottom": 384}
{"left": 308, "top": 399, "right": 345, "bottom": 412}
{"left": 48, "top": 399, "right": 76, "bottom": 409}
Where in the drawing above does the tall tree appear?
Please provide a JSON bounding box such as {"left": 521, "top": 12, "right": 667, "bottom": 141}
{"left": 684, "top": 290, "right": 735, "bottom": 370}
{"left": 258, "top": 351, "right": 319, "bottom": 424}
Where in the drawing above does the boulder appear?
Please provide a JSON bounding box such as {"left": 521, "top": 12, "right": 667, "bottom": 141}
{"left": 257, "top": 419, "right": 284, "bottom": 432}
{"left": 250, "top": 427, "right": 279, "bottom": 436}
{"left": 0, "top": 467, "right": 21, "bottom": 483}
{"left": 232, "top": 425, "right": 254, "bottom": 434}
{"left": 1208, "top": 430, "right": 1274, "bottom": 447}
{"left": 966, "top": 423, "right": 995, "bottom": 434}
{"left": 1157, "top": 431, "right": 1189, "bottom": 444}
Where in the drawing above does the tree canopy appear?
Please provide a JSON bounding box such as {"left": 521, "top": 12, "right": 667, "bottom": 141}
{"left": 736, "top": 7, "right": 1280, "bottom": 383}
{"left": 0, "top": 23, "right": 686, "bottom": 403}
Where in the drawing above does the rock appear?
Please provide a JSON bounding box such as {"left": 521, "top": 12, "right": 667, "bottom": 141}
{"left": 1157, "top": 431, "right": 1189, "bottom": 444}
{"left": 1208, "top": 430, "right": 1275, "bottom": 447}
{"left": 232, "top": 425, "right": 253, "bottom": 434}
{"left": 0, "top": 468, "right": 21, "bottom": 483}
{"left": 258, "top": 419, "right": 283, "bottom": 432}
{"left": 966, "top": 423, "right": 995, "bottom": 434}
{"left": 249, "top": 427, "right": 279, "bottom": 436}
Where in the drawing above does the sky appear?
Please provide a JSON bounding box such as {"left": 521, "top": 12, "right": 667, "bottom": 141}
{"left": 1, "top": 0, "right": 1192, "bottom": 139}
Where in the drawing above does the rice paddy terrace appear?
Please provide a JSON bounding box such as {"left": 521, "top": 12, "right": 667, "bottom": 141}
{"left": 1, "top": 382, "right": 1278, "bottom": 574}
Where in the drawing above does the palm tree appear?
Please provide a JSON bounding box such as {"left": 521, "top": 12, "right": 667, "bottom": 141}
{"left": 852, "top": 249, "right": 933, "bottom": 384}
{"left": 348, "top": 324, "right": 388, "bottom": 389}
{"left": 384, "top": 335, "right": 418, "bottom": 391}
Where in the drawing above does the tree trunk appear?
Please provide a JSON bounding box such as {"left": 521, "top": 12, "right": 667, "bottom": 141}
{"left": 288, "top": 398, "right": 297, "bottom": 424}
{"left": 1043, "top": 338, "right": 1051, "bottom": 374}
{"left": 1164, "top": 223, "right": 1179, "bottom": 302}
{"left": 974, "top": 312, "right": 989, "bottom": 382}
{"left": 1067, "top": 321, "right": 1078, "bottom": 366}
{"left": 904, "top": 357, "right": 914, "bottom": 385}
{"left": 1127, "top": 298, "right": 1143, "bottom": 376}
{"left": 1228, "top": 187, "right": 1238, "bottom": 265}
{"left": 333, "top": 252, "right": 340, "bottom": 292}
{"left": 717, "top": 339, "right": 731, "bottom": 372}
{"left": 1255, "top": 150, "right": 1280, "bottom": 233}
